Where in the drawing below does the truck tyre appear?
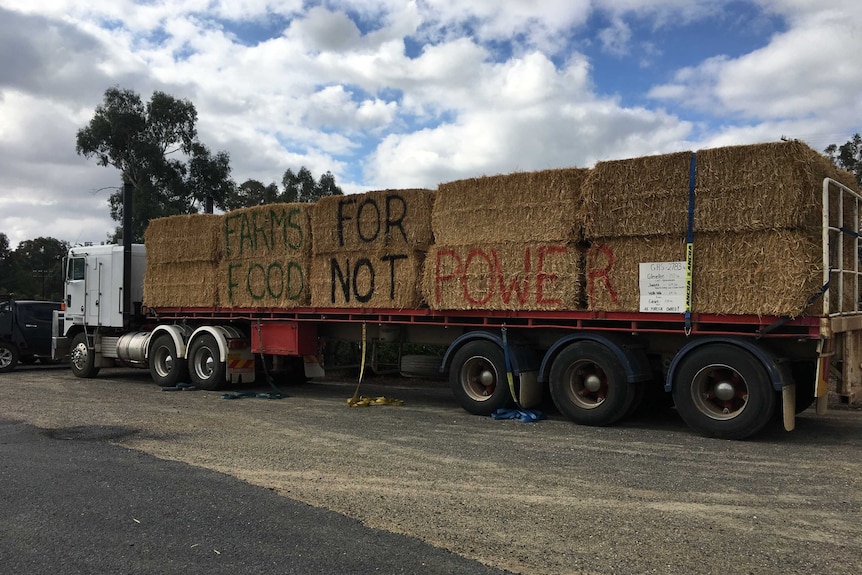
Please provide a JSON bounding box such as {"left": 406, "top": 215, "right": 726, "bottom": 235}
{"left": 549, "top": 341, "right": 634, "bottom": 426}
{"left": 188, "top": 334, "right": 227, "bottom": 391}
{"left": 70, "top": 332, "right": 100, "bottom": 378}
{"left": 0, "top": 342, "right": 20, "bottom": 373}
{"left": 149, "top": 334, "right": 188, "bottom": 387}
{"left": 449, "top": 341, "right": 513, "bottom": 415}
{"left": 672, "top": 344, "right": 776, "bottom": 439}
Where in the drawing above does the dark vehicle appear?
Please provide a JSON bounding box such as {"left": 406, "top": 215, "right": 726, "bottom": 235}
{"left": 0, "top": 300, "right": 63, "bottom": 373}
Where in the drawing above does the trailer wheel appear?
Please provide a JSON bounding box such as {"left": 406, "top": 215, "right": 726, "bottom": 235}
{"left": 672, "top": 344, "right": 776, "bottom": 439}
{"left": 70, "top": 332, "right": 100, "bottom": 378}
{"left": 0, "top": 342, "right": 20, "bottom": 373}
{"left": 149, "top": 334, "right": 188, "bottom": 387}
{"left": 549, "top": 341, "right": 634, "bottom": 426}
{"left": 188, "top": 334, "right": 226, "bottom": 391}
{"left": 449, "top": 341, "right": 513, "bottom": 415}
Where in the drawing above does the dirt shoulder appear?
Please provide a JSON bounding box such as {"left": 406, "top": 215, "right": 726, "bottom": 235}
{"left": 2, "top": 366, "right": 861, "bottom": 575}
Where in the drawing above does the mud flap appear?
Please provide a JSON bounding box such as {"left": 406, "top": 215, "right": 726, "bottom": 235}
{"left": 782, "top": 383, "right": 796, "bottom": 432}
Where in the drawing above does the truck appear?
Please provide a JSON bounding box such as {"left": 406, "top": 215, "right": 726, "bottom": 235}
{"left": 52, "top": 172, "right": 862, "bottom": 440}
{"left": 0, "top": 299, "right": 64, "bottom": 373}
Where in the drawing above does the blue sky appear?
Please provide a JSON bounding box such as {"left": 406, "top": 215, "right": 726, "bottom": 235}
{"left": 0, "top": 0, "right": 860, "bottom": 248}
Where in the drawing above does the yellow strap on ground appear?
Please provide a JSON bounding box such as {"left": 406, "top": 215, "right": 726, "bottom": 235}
{"left": 347, "top": 395, "right": 404, "bottom": 407}
{"left": 347, "top": 323, "right": 403, "bottom": 408}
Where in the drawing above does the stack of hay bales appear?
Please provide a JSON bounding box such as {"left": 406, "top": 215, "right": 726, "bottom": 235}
{"left": 219, "top": 203, "right": 313, "bottom": 308}
{"left": 310, "top": 189, "right": 435, "bottom": 308}
{"left": 423, "top": 169, "right": 589, "bottom": 311}
{"left": 582, "top": 140, "right": 854, "bottom": 316}
{"left": 143, "top": 214, "right": 222, "bottom": 308}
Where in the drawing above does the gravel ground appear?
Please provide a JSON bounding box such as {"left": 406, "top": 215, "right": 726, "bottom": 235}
{"left": 1, "top": 365, "right": 861, "bottom": 575}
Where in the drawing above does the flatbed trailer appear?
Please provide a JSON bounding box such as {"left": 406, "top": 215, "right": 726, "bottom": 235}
{"left": 54, "top": 177, "right": 862, "bottom": 439}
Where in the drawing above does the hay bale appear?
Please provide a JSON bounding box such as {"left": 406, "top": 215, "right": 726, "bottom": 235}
{"left": 312, "top": 189, "right": 435, "bottom": 254}
{"left": 216, "top": 257, "right": 310, "bottom": 308}
{"left": 144, "top": 214, "right": 221, "bottom": 264}
{"left": 433, "top": 169, "right": 589, "bottom": 244}
{"left": 694, "top": 140, "right": 849, "bottom": 233}
{"left": 422, "top": 242, "right": 582, "bottom": 311}
{"left": 216, "top": 203, "right": 313, "bottom": 308}
{"left": 310, "top": 250, "right": 426, "bottom": 309}
{"left": 222, "top": 203, "right": 312, "bottom": 260}
{"left": 143, "top": 262, "right": 219, "bottom": 308}
{"left": 585, "top": 231, "right": 824, "bottom": 316}
{"left": 143, "top": 214, "right": 222, "bottom": 307}
{"left": 580, "top": 152, "right": 693, "bottom": 238}
{"left": 582, "top": 141, "right": 850, "bottom": 237}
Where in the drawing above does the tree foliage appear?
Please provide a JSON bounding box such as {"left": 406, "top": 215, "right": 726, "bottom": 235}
{"left": 0, "top": 236, "right": 68, "bottom": 301}
{"left": 825, "top": 133, "right": 862, "bottom": 187}
{"left": 223, "top": 168, "right": 343, "bottom": 210}
{"left": 76, "top": 87, "right": 236, "bottom": 241}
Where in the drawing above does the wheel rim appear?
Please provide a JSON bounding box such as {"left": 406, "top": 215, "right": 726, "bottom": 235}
{"left": 562, "top": 359, "right": 608, "bottom": 410}
{"left": 71, "top": 342, "right": 89, "bottom": 371}
{"left": 0, "top": 347, "right": 12, "bottom": 368}
{"left": 690, "top": 363, "right": 749, "bottom": 420}
{"left": 153, "top": 346, "right": 173, "bottom": 378}
{"left": 460, "top": 355, "right": 498, "bottom": 402}
{"left": 193, "top": 345, "right": 215, "bottom": 381}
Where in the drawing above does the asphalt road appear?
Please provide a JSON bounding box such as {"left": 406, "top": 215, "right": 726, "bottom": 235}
{"left": 0, "top": 415, "right": 509, "bottom": 575}
{"left": 1, "top": 364, "right": 861, "bottom": 575}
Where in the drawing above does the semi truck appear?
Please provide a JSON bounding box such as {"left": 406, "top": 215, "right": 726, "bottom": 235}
{"left": 53, "top": 174, "right": 862, "bottom": 440}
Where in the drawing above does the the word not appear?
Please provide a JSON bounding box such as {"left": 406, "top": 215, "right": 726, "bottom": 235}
{"left": 328, "top": 254, "right": 409, "bottom": 304}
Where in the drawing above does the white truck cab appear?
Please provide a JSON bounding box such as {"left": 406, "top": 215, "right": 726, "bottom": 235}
{"left": 64, "top": 244, "right": 146, "bottom": 330}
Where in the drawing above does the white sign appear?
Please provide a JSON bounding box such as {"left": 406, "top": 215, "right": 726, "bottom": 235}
{"left": 639, "top": 262, "right": 687, "bottom": 313}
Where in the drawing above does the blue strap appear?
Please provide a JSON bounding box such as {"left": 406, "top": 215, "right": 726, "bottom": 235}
{"left": 491, "top": 408, "right": 547, "bottom": 423}
{"left": 685, "top": 152, "right": 697, "bottom": 333}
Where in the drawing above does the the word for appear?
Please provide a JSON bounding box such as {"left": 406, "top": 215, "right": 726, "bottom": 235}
{"left": 224, "top": 207, "right": 304, "bottom": 257}
{"left": 336, "top": 194, "right": 408, "bottom": 247}
{"left": 432, "top": 245, "right": 568, "bottom": 307}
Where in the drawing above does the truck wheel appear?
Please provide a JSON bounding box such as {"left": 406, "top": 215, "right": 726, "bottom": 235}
{"left": 549, "top": 341, "right": 634, "bottom": 426}
{"left": 70, "top": 332, "right": 100, "bottom": 378}
{"left": 449, "top": 341, "right": 513, "bottom": 415}
{"left": 672, "top": 344, "right": 776, "bottom": 439}
{"left": 0, "top": 342, "right": 20, "bottom": 373}
{"left": 149, "top": 334, "right": 188, "bottom": 387}
{"left": 188, "top": 334, "right": 226, "bottom": 391}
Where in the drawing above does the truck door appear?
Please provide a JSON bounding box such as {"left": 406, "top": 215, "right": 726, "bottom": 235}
{"left": 65, "top": 256, "right": 87, "bottom": 324}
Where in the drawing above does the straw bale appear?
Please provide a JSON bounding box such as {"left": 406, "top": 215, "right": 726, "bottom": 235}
{"left": 310, "top": 250, "right": 426, "bottom": 309}
{"left": 582, "top": 141, "right": 851, "bottom": 237}
{"left": 222, "top": 203, "right": 312, "bottom": 260}
{"left": 585, "top": 231, "right": 824, "bottom": 317}
{"left": 144, "top": 214, "right": 222, "bottom": 265}
{"left": 694, "top": 140, "right": 850, "bottom": 233}
{"left": 422, "top": 242, "right": 582, "bottom": 311}
{"left": 312, "top": 189, "right": 434, "bottom": 254}
{"left": 433, "top": 168, "right": 589, "bottom": 244}
{"left": 580, "top": 151, "right": 693, "bottom": 238}
{"left": 216, "top": 257, "right": 310, "bottom": 308}
{"left": 143, "top": 262, "right": 219, "bottom": 308}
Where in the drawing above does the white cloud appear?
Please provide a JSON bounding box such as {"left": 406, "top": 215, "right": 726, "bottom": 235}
{"left": 0, "top": 0, "right": 860, "bottom": 250}
{"left": 647, "top": 2, "right": 862, "bottom": 148}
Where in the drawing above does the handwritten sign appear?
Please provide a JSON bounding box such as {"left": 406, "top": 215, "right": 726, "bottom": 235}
{"left": 639, "top": 262, "right": 686, "bottom": 313}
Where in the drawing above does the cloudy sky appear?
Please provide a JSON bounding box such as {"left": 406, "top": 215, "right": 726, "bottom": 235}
{"left": 1, "top": 0, "right": 860, "bottom": 248}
